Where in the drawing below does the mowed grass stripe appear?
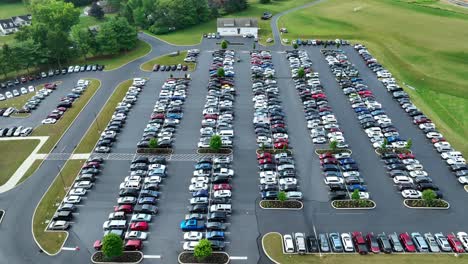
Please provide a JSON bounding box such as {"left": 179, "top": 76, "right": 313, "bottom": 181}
{"left": 74, "top": 79, "right": 133, "bottom": 153}
{"left": 33, "top": 159, "right": 84, "bottom": 254}
{"left": 32, "top": 79, "right": 101, "bottom": 154}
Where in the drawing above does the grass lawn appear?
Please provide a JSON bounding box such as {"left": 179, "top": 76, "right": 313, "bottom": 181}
{"left": 0, "top": 139, "right": 39, "bottom": 186}
{"left": 0, "top": 34, "right": 17, "bottom": 45}
{"left": 0, "top": 91, "right": 35, "bottom": 109}
{"left": 279, "top": 0, "right": 468, "bottom": 156}
{"left": 140, "top": 51, "right": 196, "bottom": 72}
{"left": 73, "top": 39, "right": 151, "bottom": 71}
{"left": 74, "top": 79, "right": 132, "bottom": 153}
{"left": 17, "top": 159, "right": 43, "bottom": 186}
{"left": 263, "top": 233, "right": 468, "bottom": 264}
{"left": 33, "top": 159, "right": 84, "bottom": 254}
{"left": 148, "top": 0, "right": 313, "bottom": 45}
{"left": 32, "top": 79, "right": 101, "bottom": 153}
{"left": 0, "top": 1, "right": 29, "bottom": 19}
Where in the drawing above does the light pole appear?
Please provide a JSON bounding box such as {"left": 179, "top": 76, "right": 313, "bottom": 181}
{"left": 94, "top": 112, "right": 101, "bottom": 133}
{"left": 56, "top": 164, "right": 67, "bottom": 194}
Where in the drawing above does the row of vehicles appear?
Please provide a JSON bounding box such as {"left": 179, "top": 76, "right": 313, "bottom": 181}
{"left": 354, "top": 44, "right": 468, "bottom": 186}
{"left": 0, "top": 126, "right": 33, "bottom": 137}
{"left": 137, "top": 78, "right": 190, "bottom": 149}
{"left": 48, "top": 157, "right": 104, "bottom": 231}
{"left": 0, "top": 64, "right": 104, "bottom": 89}
{"left": 197, "top": 50, "right": 236, "bottom": 149}
{"left": 321, "top": 49, "right": 442, "bottom": 200}
{"left": 251, "top": 50, "right": 302, "bottom": 200}
{"left": 96, "top": 78, "right": 147, "bottom": 153}
{"left": 40, "top": 81, "right": 82, "bottom": 125}
{"left": 284, "top": 231, "right": 468, "bottom": 254}
{"left": 1, "top": 83, "right": 56, "bottom": 117}
{"left": 290, "top": 39, "right": 350, "bottom": 46}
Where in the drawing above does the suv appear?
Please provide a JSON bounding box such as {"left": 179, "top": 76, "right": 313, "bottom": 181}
{"left": 294, "top": 233, "right": 307, "bottom": 254}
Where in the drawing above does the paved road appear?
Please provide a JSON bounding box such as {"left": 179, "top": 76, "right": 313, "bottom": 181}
{"left": 0, "top": 3, "right": 467, "bottom": 263}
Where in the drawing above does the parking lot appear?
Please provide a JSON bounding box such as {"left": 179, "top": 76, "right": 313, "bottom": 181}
{"left": 2, "top": 33, "right": 466, "bottom": 264}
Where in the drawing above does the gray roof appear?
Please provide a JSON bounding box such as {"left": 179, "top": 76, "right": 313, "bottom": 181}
{"left": 217, "top": 18, "right": 258, "bottom": 28}
{"left": 0, "top": 18, "right": 16, "bottom": 29}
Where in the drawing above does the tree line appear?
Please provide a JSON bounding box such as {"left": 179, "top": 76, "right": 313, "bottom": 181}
{"left": 121, "top": 0, "right": 248, "bottom": 34}
{"left": 0, "top": 0, "right": 137, "bottom": 79}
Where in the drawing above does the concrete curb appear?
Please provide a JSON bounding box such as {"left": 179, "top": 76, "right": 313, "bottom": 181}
{"left": 91, "top": 251, "right": 144, "bottom": 264}
{"left": 331, "top": 199, "right": 376, "bottom": 210}
{"left": 464, "top": 185, "right": 468, "bottom": 192}
{"left": 261, "top": 232, "right": 282, "bottom": 264}
{"left": 177, "top": 252, "right": 230, "bottom": 264}
{"left": 196, "top": 149, "right": 233, "bottom": 155}
{"left": 403, "top": 199, "right": 450, "bottom": 210}
{"left": 259, "top": 200, "right": 303, "bottom": 210}
{"left": 314, "top": 148, "right": 352, "bottom": 155}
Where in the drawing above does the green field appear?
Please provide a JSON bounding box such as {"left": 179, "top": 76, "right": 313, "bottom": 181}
{"left": 147, "top": 0, "right": 314, "bottom": 45}
{"left": 33, "top": 159, "right": 84, "bottom": 254}
{"left": 0, "top": 1, "right": 28, "bottom": 19}
{"left": 32, "top": 79, "right": 101, "bottom": 153}
{"left": 263, "top": 233, "right": 468, "bottom": 264}
{"left": 74, "top": 80, "right": 132, "bottom": 153}
{"left": 279, "top": 0, "right": 468, "bottom": 156}
{"left": 140, "top": 51, "right": 196, "bottom": 72}
{"left": 0, "top": 139, "right": 39, "bottom": 186}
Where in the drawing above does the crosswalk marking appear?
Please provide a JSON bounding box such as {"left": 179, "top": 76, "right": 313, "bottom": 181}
{"left": 45, "top": 152, "right": 232, "bottom": 161}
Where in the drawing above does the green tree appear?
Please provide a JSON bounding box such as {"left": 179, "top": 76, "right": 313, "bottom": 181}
{"left": 209, "top": 135, "right": 222, "bottom": 151}
{"left": 336, "top": 41, "right": 341, "bottom": 48}
{"left": 96, "top": 21, "right": 119, "bottom": 54}
{"left": 329, "top": 140, "right": 338, "bottom": 151}
{"left": 293, "top": 43, "right": 298, "bottom": 49}
{"left": 194, "top": 239, "right": 212, "bottom": 261}
{"left": 15, "top": 40, "right": 42, "bottom": 74}
{"left": 405, "top": 138, "right": 412, "bottom": 150}
{"left": 253, "top": 42, "right": 256, "bottom": 50}
{"left": 102, "top": 233, "right": 123, "bottom": 259}
{"left": 381, "top": 138, "right": 388, "bottom": 149}
{"left": 221, "top": 40, "right": 228, "bottom": 49}
{"left": 96, "top": 17, "right": 137, "bottom": 55}
{"left": 260, "top": 0, "right": 271, "bottom": 3}
{"left": 324, "top": 42, "right": 328, "bottom": 48}
{"left": 149, "top": 138, "right": 158, "bottom": 148}
{"left": 297, "top": 67, "right": 305, "bottom": 78}
{"left": 1, "top": 44, "right": 14, "bottom": 75}
{"left": 70, "top": 26, "right": 94, "bottom": 60}
{"left": 89, "top": 2, "right": 105, "bottom": 20}
{"left": 217, "top": 67, "right": 225, "bottom": 78}
{"left": 260, "top": 143, "right": 266, "bottom": 151}
{"left": 351, "top": 189, "right": 360, "bottom": 200}
{"left": 422, "top": 189, "right": 436, "bottom": 205}
{"left": 278, "top": 191, "right": 287, "bottom": 202}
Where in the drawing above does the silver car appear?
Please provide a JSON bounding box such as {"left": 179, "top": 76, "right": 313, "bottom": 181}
{"left": 423, "top": 233, "right": 440, "bottom": 252}
{"left": 434, "top": 233, "right": 452, "bottom": 252}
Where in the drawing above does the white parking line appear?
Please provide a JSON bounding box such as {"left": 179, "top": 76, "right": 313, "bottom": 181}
{"left": 143, "top": 255, "right": 161, "bottom": 259}
{"left": 230, "top": 256, "right": 248, "bottom": 260}
{"left": 61, "top": 247, "right": 78, "bottom": 251}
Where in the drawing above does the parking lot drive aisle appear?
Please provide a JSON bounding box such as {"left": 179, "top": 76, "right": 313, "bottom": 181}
{"left": 227, "top": 52, "right": 260, "bottom": 261}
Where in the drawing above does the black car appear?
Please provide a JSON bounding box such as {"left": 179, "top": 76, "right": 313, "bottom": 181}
{"left": 210, "top": 198, "right": 231, "bottom": 204}
{"left": 417, "top": 183, "right": 439, "bottom": 191}
{"left": 259, "top": 184, "right": 278, "bottom": 192}
{"left": 133, "top": 204, "right": 158, "bottom": 215}
{"left": 52, "top": 211, "right": 73, "bottom": 221}
{"left": 307, "top": 236, "right": 319, "bottom": 252}
{"left": 377, "top": 234, "right": 392, "bottom": 253}
{"left": 189, "top": 204, "right": 208, "bottom": 213}
{"left": 97, "top": 64, "right": 104, "bottom": 71}
{"left": 207, "top": 212, "right": 227, "bottom": 222}
{"left": 119, "top": 188, "right": 140, "bottom": 197}
{"left": 143, "top": 183, "right": 159, "bottom": 191}
{"left": 205, "top": 222, "right": 226, "bottom": 231}
{"left": 139, "top": 190, "right": 160, "bottom": 198}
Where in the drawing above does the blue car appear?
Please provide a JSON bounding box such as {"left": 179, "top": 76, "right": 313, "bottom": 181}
{"left": 341, "top": 164, "right": 359, "bottom": 171}
{"left": 167, "top": 113, "right": 183, "bottom": 119}
{"left": 387, "top": 136, "right": 401, "bottom": 143}
{"left": 371, "top": 109, "right": 386, "bottom": 116}
{"left": 347, "top": 184, "right": 367, "bottom": 192}
{"left": 339, "top": 158, "right": 356, "bottom": 165}
{"left": 206, "top": 231, "right": 225, "bottom": 241}
{"left": 195, "top": 163, "right": 212, "bottom": 170}
{"left": 149, "top": 168, "right": 166, "bottom": 177}
{"left": 354, "top": 107, "right": 368, "bottom": 113}
{"left": 193, "top": 190, "right": 209, "bottom": 198}
{"left": 351, "top": 78, "right": 363, "bottom": 82}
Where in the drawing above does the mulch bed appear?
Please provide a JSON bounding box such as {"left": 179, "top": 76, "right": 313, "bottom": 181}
{"left": 256, "top": 149, "right": 292, "bottom": 155}
{"left": 136, "top": 148, "right": 173, "bottom": 154}
{"left": 404, "top": 199, "right": 449, "bottom": 208}
{"left": 376, "top": 148, "right": 412, "bottom": 155}
{"left": 197, "top": 148, "right": 232, "bottom": 154}
{"left": 332, "top": 200, "right": 375, "bottom": 208}
{"left": 92, "top": 251, "right": 143, "bottom": 263}
{"left": 260, "top": 200, "right": 302, "bottom": 209}
{"left": 179, "top": 252, "right": 229, "bottom": 264}
{"left": 315, "top": 149, "right": 352, "bottom": 155}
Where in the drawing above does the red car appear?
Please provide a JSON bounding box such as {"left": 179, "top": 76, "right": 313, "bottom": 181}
{"left": 213, "top": 184, "right": 231, "bottom": 191}
{"left": 257, "top": 152, "right": 272, "bottom": 159}
{"left": 274, "top": 142, "right": 288, "bottom": 149}
{"left": 125, "top": 240, "right": 143, "bottom": 251}
{"left": 45, "top": 83, "right": 57, "bottom": 89}
{"left": 398, "top": 153, "right": 415, "bottom": 159}
{"left": 352, "top": 232, "right": 368, "bottom": 255}
{"left": 93, "top": 240, "right": 102, "bottom": 250}
{"left": 57, "top": 107, "right": 67, "bottom": 112}
{"left": 358, "top": 90, "right": 372, "bottom": 96}
{"left": 399, "top": 233, "right": 416, "bottom": 252}
{"left": 258, "top": 158, "right": 272, "bottom": 165}
{"left": 319, "top": 152, "right": 334, "bottom": 160}
{"left": 130, "top": 221, "right": 149, "bottom": 231}
{"left": 312, "top": 93, "right": 326, "bottom": 99}
{"left": 151, "top": 113, "right": 165, "bottom": 120}
{"left": 447, "top": 234, "right": 465, "bottom": 253}
{"left": 366, "top": 233, "right": 381, "bottom": 253}
{"left": 413, "top": 118, "right": 430, "bottom": 125}
{"left": 431, "top": 137, "right": 446, "bottom": 143}
{"left": 204, "top": 114, "right": 218, "bottom": 120}
{"left": 114, "top": 204, "right": 133, "bottom": 213}
{"left": 274, "top": 138, "right": 288, "bottom": 144}
{"left": 271, "top": 123, "right": 285, "bottom": 128}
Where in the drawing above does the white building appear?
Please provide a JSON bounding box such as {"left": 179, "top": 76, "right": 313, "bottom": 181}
{"left": 217, "top": 18, "right": 258, "bottom": 38}
{"left": 0, "top": 19, "right": 18, "bottom": 35}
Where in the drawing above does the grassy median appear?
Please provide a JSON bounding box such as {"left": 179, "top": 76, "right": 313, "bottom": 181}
{"left": 32, "top": 79, "right": 101, "bottom": 154}
{"left": 140, "top": 51, "right": 196, "bottom": 72}
{"left": 0, "top": 92, "right": 35, "bottom": 109}
{"left": 33, "top": 159, "right": 84, "bottom": 254}
{"left": 263, "top": 233, "right": 467, "bottom": 264}
{"left": 279, "top": 0, "right": 468, "bottom": 156}
{"left": 0, "top": 139, "right": 39, "bottom": 186}
{"left": 74, "top": 79, "right": 133, "bottom": 153}
{"left": 17, "top": 159, "right": 43, "bottom": 186}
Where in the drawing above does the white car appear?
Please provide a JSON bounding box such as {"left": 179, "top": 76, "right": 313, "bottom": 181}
{"left": 144, "top": 176, "right": 162, "bottom": 184}
{"left": 279, "top": 178, "right": 297, "bottom": 185}
{"left": 69, "top": 188, "right": 87, "bottom": 196}
{"left": 20, "top": 87, "right": 28, "bottom": 94}
{"left": 334, "top": 152, "right": 351, "bottom": 159}
{"left": 458, "top": 177, "right": 468, "bottom": 185}
{"left": 183, "top": 241, "right": 199, "bottom": 251}
{"left": 283, "top": 234, "right": 295, "bottom": 253}
{"left": 447, "top": 157, "right": 466, "bottom": 165}
{"left": 401, "top": 159, "right": 420, "bottom": 165}
{"left": 441, "top": 151, "right": 462, "bottom": 160}
{"left": 28, "top": 86, "right": 35, "bottom": 92}
{"left": 12, "top": 89, "right": 19, "bottom": 96}
{"left": 409, "top": 170, "right": 428, "bottom": 178}
{"left": 193, "top": 169, "right": 211, "bottom": 177}
{"left": 125, "top": 231, "right": 148, "bottom": 240}
{"left": 401, "top": 189, "right": 422, "bottom": 199}
{"left": 260, "top": 177, "right": 277, "bottom": 185}
{"left": 189, "top": 182, "right": 208, "bottom": 192}
{"left": 359, "top": 192, "right": 370, "bottom": 199}
{"left": 184, "top": 232, "right": 203, "bottom": 241}
{"left": 74, "top": 181, "right": 94, "bottom": 189}
{"left": 191, "top": 177, "right": 209, "bottom": 184}
{"left": 312, "top": 136, "right": 327, "bottom": 144}
{"left": 5, "top": 91, "right": 13, "bottom": 98}
{"left": 213, "top": 190, "right": 231, "bottom": 198}
{"left": 341, "top": 233, "right": 354, "bottom": 252}
{"left": 393, "top": 176, "right": 413, "bottom": 184}
{"left": 324, "top": 177, "right": 344, "bottom": 185}
{"left": 456, "top": 232, "right": 468, "bottom": 250}
{"left": 434, "top": 142, "right": 452, "bottom": 152}
{"left": 190, "top": 197, "right": 208, "bottom": 205}
{"left": 42, "top": 118, "right": 57, "bottom": 124}
{"left": 0, "top": 94, "right": 5, "bottom": 101}
{"left": 63, "top": 195, "right": 81, "bottom": 204}
{"left": 213, "top": 168, "right": 234, "bottom": 177}
{"left": 406, "top": 164, "right": 423, "bottom": 171}
{"left": 343, "top": 171, "right": 360, "bottom": 177}
{"left": 426, "top": 132, "right": 443, "bottom": 139}
{"left": 259, "top": 171, "right": 277, "bottom": 178}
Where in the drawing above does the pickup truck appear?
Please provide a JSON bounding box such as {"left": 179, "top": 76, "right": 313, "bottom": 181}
{"left": 180, "top": 219, "right": 205, "bottom": 231}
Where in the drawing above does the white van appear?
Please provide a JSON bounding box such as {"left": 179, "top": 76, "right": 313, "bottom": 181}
{"left": 283, "top": 234, "right": 295, "bottom": 253}
{"left": 294, "top": 233, "right": 307, "bottom": 255}
{"left": 210, "top": 204, "right": 231, "bottom": 213}
{"left": 218, "top": 130, "right": 234, "bottom": 137}
{"left": 102, "top": 220, "right": 127, "bottom": 230}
